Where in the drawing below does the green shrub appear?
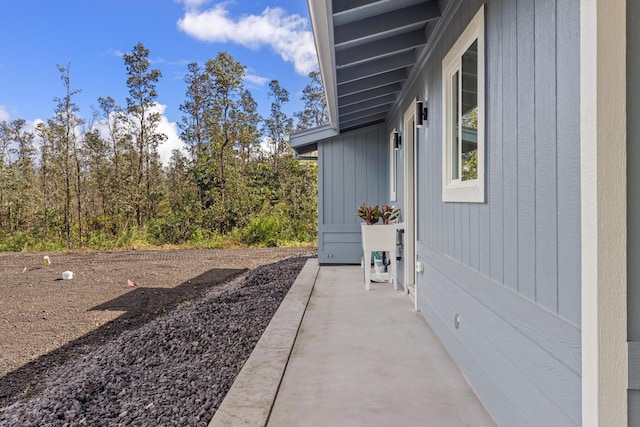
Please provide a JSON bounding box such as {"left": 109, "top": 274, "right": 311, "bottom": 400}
{"left": 0, "top": 231, "right": 29, "bottom": 252}
{"left": 0, "top": 231, "right": 65, "bottom": 252}
{"left": 243, "top": 215, "right": 288, "bottom": 247}
{"left": 146, "top": 214, "right": 201, "bottom": 245}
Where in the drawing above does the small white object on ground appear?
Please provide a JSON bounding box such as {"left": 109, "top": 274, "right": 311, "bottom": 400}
{"left": 62, "top": 271, "right": 73, "bottom": 280}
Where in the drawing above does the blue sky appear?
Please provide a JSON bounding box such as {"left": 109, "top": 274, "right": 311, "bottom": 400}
{"left": 0, "top": 0, "right": 318, "bottom": 162}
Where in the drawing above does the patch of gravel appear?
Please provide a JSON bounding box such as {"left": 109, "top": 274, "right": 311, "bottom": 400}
{"left": 0, "top": 256, "right": 311, "bottom": 426}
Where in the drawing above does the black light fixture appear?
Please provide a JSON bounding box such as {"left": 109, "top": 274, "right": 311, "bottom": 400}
{"left": 393, "top": 130, "right": 401, "bottom": 149}
{"left": 416, "top": 100, "right": 428, "bottom": 128}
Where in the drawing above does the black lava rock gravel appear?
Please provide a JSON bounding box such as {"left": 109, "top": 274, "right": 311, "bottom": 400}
{"left": 0, "top": 256, "right": 310, "bottom": 426}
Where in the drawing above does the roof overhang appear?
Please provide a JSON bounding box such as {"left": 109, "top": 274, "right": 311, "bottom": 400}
{"left": 289, "top": 124, "right": 338, "bottom": 155}
{"left": 308, "top": 0, "right": 441, "bottom": 135}
{"left": 292, "top": 0, "right": 443, "bottom": 153}
{"left": 307, "top": 0, "right": 339, "bottom": 131}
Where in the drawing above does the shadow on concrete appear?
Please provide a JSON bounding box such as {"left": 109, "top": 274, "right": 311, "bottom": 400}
{"left": 0, "top": 267, "right": 246, "bottom": 410}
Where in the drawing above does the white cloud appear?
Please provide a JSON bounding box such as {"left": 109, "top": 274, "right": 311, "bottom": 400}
{"left": 94, "top": 103, "right": 186, "bottom": 167}
{"left": 177, "top": 0, "right": 211, "bottom": 10}
{"left": 108, "top": 48, "right": 125, "bottom": 57}
{"left": 152, "top": 104, "right": 187, "bottom": 166}
{"left": 177, "top": 4, "right": 318, "bottom": 75}
{"left": 261, "top": 136, "right": 275, "bottom": 155}
{"left": 0, "top": 105, "right": 9, "bottom": 122}
{"left": 30, "top": 118, "right": 45, "bottom": 127}
{"left": 244, "top": 73, "right": 268, "bottom": 87}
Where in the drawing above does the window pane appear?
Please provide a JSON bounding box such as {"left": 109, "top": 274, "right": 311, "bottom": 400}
{"left": 451, "top": 71, "right": 459, "bottom": 181}
{"left": 461, "top": 39, "right": 478, "bottom": 181}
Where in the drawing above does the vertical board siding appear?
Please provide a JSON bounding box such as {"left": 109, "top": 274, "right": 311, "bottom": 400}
{"left": 323, "top": 142, "right": 334, "bottom": 224}
{"left": 488, "top": 0, "right": 504, "bottom": 282}
{"left": 516, "top": 0, "right": 537, "bottom": 301}
{"left": 459, "top": 0, "right": 471, "bottom": 269}
{"left": 433, "top": 49, "right": 443, "bottom": 254}
{"left": 417, "top": 125, "right": 426, "bottom": 245}
{"left": 391, "top": 0, "right": 582, "bottom": 319}
{"left": 386, "top": 0, "right": 582, "bottom": 424}
{"left": 556, "top": 0, "right": 581, "bottom": 325}
{"left": 534, "top": 0, "right": 559, "bottom": 313}
{"left": 355, "top": 133, "right": 368, "bottom": 213}
{"left": 469, "top": 205, "right": 480, "bottom": 270}
{"left": 333, "top": 136, "right": 345, "bottom": 225}
{"left": 318, "top": 125, "right": 388, "bottom": 264}
{"left": 455, "top": 204, "right": 463, "bottom": 260}
{"left": 502, "top": 0, "right": 519, "bottom": 292}
{"left": 344, "top": 134, "right": 357, "bottom": 226}
{"left": 417, "top": 131, "right": 426, "bottom": 243}
{"left": 477, "top": 0, "right": 492, "bottom": 277}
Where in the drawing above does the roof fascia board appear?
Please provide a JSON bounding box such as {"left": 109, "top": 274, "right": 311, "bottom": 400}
{"left": 289, "top": 124, "right": 339, "bottom": 148}
{"left": 307, "top": 0, "right": 340, "bottom": 132}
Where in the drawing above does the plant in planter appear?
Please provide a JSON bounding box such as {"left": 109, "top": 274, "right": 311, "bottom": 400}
{"left": 380, "top": 204, "right": 400, "bottom": 224}
{"left": 356, "top": 203, "right": 381, "bottom": 225}
{"left": 356, "top": 203, "right": 400, "bottom": 225}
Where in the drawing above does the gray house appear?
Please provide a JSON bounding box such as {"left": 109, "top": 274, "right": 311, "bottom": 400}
{"left": 291, "top": 0, "right": 633, "bottom": 425}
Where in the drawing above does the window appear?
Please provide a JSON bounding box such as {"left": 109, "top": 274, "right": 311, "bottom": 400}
{"left": 390, "top": 129, "right": 398, "bottom": 201}
{"left": 442, "top": 5, "right": 485, "bottom": 203}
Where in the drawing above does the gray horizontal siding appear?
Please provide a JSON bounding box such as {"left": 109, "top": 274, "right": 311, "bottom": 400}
{"left": 388, "top": 0, "right": 582, "bottom": 424}
{"left": 318, "top": 125, "right": 389, "bottom": 264}
{"left": 419, "top": 249, "right": 579, "bottom": 426}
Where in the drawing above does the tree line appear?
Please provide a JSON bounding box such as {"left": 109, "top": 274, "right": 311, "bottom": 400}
{"left": 0, "top": 42, "right": 327, "bottom": 251}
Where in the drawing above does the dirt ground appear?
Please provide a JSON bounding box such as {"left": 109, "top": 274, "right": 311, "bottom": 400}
{"left": 0, "top": 247, "right": 314, "bottom": 406}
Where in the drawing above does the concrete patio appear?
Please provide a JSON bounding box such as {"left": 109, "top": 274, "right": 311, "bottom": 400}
{"left": 210, "top": 259, "right": 497, "bottom": 426}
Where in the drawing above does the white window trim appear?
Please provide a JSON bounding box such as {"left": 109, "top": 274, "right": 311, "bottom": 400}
{"left": 390, "top": 129, "right": 397, "bottom": 201}
{"left": 442, "top": 5, "right": 485, "bottom": 203}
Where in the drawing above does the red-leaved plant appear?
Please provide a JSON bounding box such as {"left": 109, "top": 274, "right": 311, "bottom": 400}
{"left": 356, "top": 203, "right": 381, "bottom": 225}
{"left": 380, "top": 205, "right": 400, "bottom": 224}
{"left": 356, "top": 204, "right": 400, "bottom": 225}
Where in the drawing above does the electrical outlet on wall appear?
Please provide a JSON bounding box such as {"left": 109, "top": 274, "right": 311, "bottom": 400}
{"left": 416, "top": 261, "right": 424, "bottom": 272}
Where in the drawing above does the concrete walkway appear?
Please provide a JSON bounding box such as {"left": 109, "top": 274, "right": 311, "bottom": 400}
{"left": 211, "top": 260, "right": 497, "bottom": 427}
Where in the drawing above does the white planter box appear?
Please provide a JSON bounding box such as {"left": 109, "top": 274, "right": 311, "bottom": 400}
{"left": 361, "top": 222, "right": 404, "bottom": 291}
{"left": 360, "top": 223, "right": 401, "bottom": 252}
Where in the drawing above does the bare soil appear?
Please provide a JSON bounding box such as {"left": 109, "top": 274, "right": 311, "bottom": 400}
{"left": 0, "top": 247, "right": 314, "bottom": 411}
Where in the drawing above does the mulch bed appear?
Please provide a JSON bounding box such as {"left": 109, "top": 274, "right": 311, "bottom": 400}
{"left": 0, "top": 248, "right": 314, "bottom": 426}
